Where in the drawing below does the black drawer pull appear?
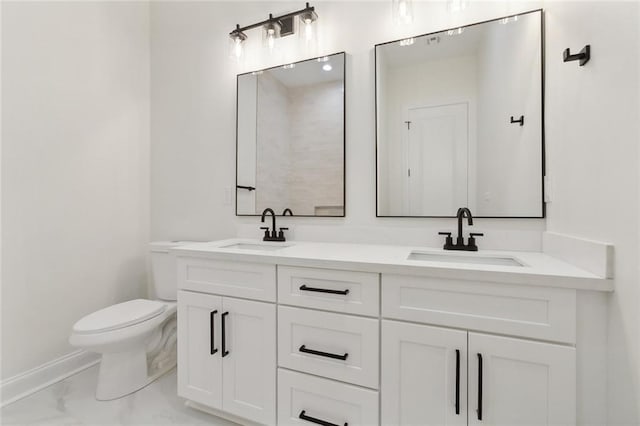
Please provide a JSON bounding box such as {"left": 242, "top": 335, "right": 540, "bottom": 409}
{"left": 299, "top": 284, "right": 349, "bottom": 295}
{"left": 209, "top": 310, "right": 218, "bottom": 355}
{"left": 221, "top": 312, "right": 229, "bottom": 357}
{"left": 299, "top": 345, "right": 348, "bottom": 361}
{"left": 299, "top": 410, "right": 347, "bottom": 426}
{"left": 455, "top": 349, "right": 460, "bottom": 415}
{"left": 477, "top": 353, "right": 483, "bottom": 421}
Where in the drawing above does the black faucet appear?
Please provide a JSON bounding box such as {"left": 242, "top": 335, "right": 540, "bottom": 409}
{"left": 260, "top": 208, "right": 288, "bottom": 242}
{"left": 282, "top": 208, "right": 293, "bottom": 216}
{"left": 439, "top": 207, "right": 483, "bottom": 251}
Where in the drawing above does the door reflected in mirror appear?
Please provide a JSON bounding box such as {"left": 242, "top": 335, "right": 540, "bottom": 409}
{"left": 376, "top": 10, "right": 544, "bottom": 218}
{"left": 236, "top": 52, "right": 345, "bottom": 217}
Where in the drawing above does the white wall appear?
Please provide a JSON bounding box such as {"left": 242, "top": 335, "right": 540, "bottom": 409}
{"left": 543, "top": 2, "right": 639, "bottom": 423}
{"left": 1, "top": 2, "right": 150, "bottom": 380}
{"left": 150, "top": 1, "right": 545, "bottom": 251}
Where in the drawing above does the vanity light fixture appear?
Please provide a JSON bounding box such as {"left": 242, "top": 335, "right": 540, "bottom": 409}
{"left": 447, "top": 27, "right": 465, "bottom": 36}
{"left": 228, "top": 3, "right": 318, "bottom": 60}
{"left": 317, "top": 56, "right": 329, "bottom": 62}
{"left": 392, "top": 0, "right": 414, "bottom": 25}
{"left": 283, "top": 63, "right": 296, "bottom": 69}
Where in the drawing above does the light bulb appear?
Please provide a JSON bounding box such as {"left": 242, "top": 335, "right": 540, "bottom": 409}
{"left": 322, "top": 63, "right": 332, "bottom": 71}
{"left": 228, "top": 29, "right": 246, "bottom": 62}
{"left": 398, "top": 1, "right": 407, "bottom": 18}
{"left": 304, "top": 18, "right": 313, "bottom": 41}
{"left": 234, "top": 38, "right": 243, "bottom": 59}
{"left": 394, "top": 0, "right": 413, "bottom": 24}
{"left": 267, "top": 29, "right": 275, "bottom": 50}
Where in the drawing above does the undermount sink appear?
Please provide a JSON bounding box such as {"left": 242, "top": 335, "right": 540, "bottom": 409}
{"left": 220, "top": 243, "right": 291, "bottom": 251}
{"left": 407, "top": 251, "right": 524, "bottom": 267}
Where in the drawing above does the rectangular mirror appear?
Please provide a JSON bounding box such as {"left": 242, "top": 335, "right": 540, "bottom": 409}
{"left": 376, "top": 10, "right": 544, "bottom": 218}
{"left": 236, "top": 52, "right": 345, "bottom": 217}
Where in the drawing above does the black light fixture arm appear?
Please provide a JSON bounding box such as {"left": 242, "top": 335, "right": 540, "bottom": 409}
{"left": 230, "top": 3, "right": 315, "bottom": 36}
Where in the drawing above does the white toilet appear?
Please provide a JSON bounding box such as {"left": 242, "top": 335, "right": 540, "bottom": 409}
{"left": 69, "top": 241, "right": 187, "bottom": 400}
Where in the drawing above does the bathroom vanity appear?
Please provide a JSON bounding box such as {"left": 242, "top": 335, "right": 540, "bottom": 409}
{"left": 173, "top": 239, "right": 611, "bottom": 426}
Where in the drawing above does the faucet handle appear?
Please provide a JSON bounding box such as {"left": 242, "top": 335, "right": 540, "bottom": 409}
{"left": 260, "top": 226, "right": 271, "bottom": 239}
{"left": 468, "top": 232, "right": 484, "bottom": 251}
{"left": 278, "top": 227, "right": 289, "bottom": 239}
{"left": 438, "top": 231, "right": 454, "bottom": 249}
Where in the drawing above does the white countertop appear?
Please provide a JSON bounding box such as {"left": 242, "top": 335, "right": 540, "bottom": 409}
{"left": 172, "top": 238, "right": 613, "bottom": 292}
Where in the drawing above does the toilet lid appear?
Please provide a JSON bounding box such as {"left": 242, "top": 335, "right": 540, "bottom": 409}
{"left": 73, "top": 299, "right": 166, "bottom": 334}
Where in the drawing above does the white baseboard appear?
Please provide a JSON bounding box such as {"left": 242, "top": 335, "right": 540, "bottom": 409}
{"left": 543, "top": 231, "right": 614, "bottom": 279}
{"left": 1, "top": 350, "right": 100, "bottom": 407}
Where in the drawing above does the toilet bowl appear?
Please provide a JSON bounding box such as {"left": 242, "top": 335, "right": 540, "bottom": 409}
{"left": 69, "top": 241, "right": 190, "bottom": 400}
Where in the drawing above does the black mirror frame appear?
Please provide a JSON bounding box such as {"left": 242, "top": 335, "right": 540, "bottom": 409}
{"left": 235, "top": 52, "right": 347, "bottom": 218}
{"left": 374, "top": 10, "right": 546, "bottom": 219}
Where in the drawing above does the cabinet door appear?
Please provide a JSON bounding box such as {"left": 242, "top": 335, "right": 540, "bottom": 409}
{"left": 221, "top": 297, "right": 276, "bottom": 425}
{"left": 468, "top": 332, "right": 576, "bottom": 426}
{"left": 381, "top": 320, "right": 467, "bottom": 426}
{"left": 177, "top": 290, "right": 223, "bottom": 409}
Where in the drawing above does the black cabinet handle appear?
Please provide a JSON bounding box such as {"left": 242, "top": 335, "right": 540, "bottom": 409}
{"left": 477, "top": 353, "right": 483, "bottom": 421}
{"left": 299, "top": 284, "right": 349, "bottom": 295}
{"left": 221, "top": 312, "right": 229, "bottom": 357}
{"left": 209, "top": 310, "right": 218, "bottom": 355}
{"left": 455, "top": 349, "right": 460, "bottom": 415}
{"left": 299, "top": 410, "right": 347, "bottom": 426}
{"left": 299, "top": 345, "right": 348, "bottom": 361}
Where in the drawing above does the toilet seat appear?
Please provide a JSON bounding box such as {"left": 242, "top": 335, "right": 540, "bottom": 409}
{"left": 73, "top": 299, "right": 166, "bottom": 334}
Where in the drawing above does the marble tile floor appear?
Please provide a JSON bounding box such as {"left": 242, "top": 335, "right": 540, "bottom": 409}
{"left": 1, "top": 365, "right": 237, "bottom": 425}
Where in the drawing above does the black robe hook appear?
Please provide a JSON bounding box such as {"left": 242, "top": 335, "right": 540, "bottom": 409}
{"left": 563, "top": 45, "right": 590, "bottom": 66}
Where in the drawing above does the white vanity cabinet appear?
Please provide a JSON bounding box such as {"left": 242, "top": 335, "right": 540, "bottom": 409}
{"left": 381, "top": 320, "right": 576, "bottom": 426}
{"left": 381, "top": 320, "right": 468, "bottom": 426}
{"left": 467, "top": 332, "right": 575, "bottom": 426}
{"left": 173, "top": 240, "right": 610, "bottom": 426}
{"left": 176, "top": 259, "right": 277, "bottom": 426}
{"left": 381, "top": 274, "right": 577, "bottom": 426}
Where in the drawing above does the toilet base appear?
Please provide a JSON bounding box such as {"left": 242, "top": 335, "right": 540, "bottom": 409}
{"left": 95, "top": 346, "right": 176, "bottom": 401}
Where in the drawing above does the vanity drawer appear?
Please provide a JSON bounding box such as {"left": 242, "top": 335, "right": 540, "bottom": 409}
{"left": 277, "top": 266, "right": 379, "bottom": 317}
{"left": 382, "top": 274, "right": 577, "bottom": 344}
{"left": 278, "top": 306, "right": 379, "bottom": 389}
{"left": 177, "top": 257, "right": 276, "bottom": 302}
{"left": 277, "top": 369, "right": 379, "bottom": 426}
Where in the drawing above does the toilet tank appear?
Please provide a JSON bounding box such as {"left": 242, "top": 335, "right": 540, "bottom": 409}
{"left": 149, "top": 241, "right": 193, "bottom": 301}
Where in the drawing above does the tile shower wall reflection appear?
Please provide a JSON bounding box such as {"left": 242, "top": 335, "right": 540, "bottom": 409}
{"left": 236, "top": 53, "right": 345, "bottom": 216}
